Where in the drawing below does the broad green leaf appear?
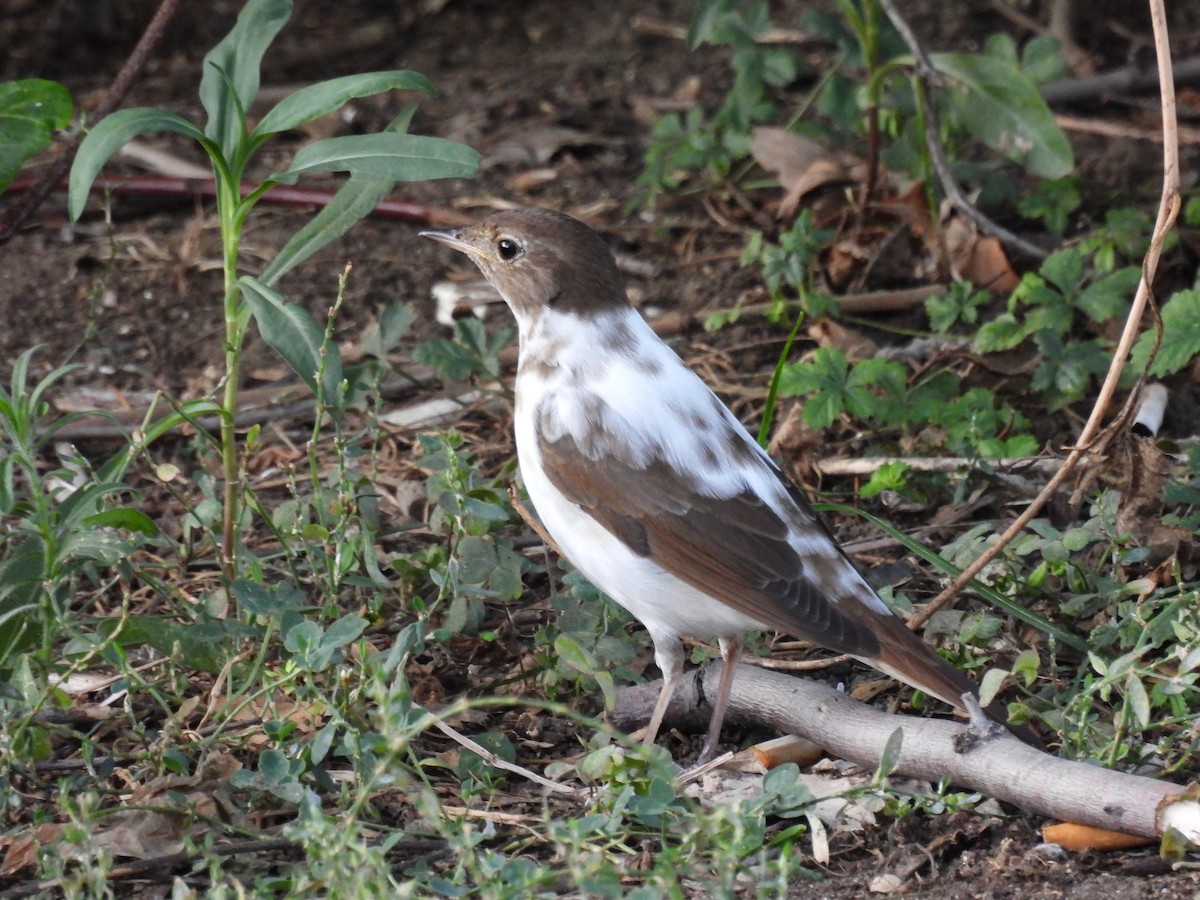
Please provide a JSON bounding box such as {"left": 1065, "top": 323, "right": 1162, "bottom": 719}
{"left": 778, "top": 347, "right": 851, "bottom": 428}
{"left": 260, "top": 110, "right": 419, "bottom": 285}
{"left": 1038, "top": 247, "right": 1083, "bottom": 296}
{"left": 1130, "top": 289, "right": 1200, "bottom": 377}
{"left": 258, "top": 748, "right": 291, "bottom": 782}
{"left": 272, "top": 132, "right": 481, "bottom": 183}
{"left": 554, "top": 634, "right": 594, "bottom": 672}
{"left": 321, "top": 614, "right": 367, "bottom": 650}
{"left": 0, "top": 79, "right": 72, "bottom": 192}
{"left": 0, "top": 536, "right": 46, "bottom": 663}
{"left": 1021, "top": 34, "right": 1068, "bottom": 83}
{"left": 199, "top": 0, "right": 293, "bottom": 160}
{"left": 232, "top": 579, "right": 307, "bottom": 616}
{"left": 254, "top": 71, "right": 434, "bottom": 137}
{"left": 1124, "top": 672, "right": 1151, "bottom": 730}
{"left": 982, "top": 33, "right": 1019, "bottom": 67}
{"left": 932, "top": 52, "right": 1074, "bottom": 179}
{"left": 974, "top": 311, "right": 1030, "bottom": 353}
{"left": 83, "top": 508, "right": 159, "bottom": 536}
{"left": 457, "top": 535, "right": 499, "bottom": 584}
{"left": 977, "top": 667, "right": 1009, "bottom": 707}
{"left": 1076, "top": 266, "right": 1139, "bottom": 323}
{"left": 95, "top": 616, "right": 229, "bottom": 673}
{"left": 69, "top": 108, "right": 207, "bottom": 220}
{"left": 687, "top": 0, "right": 738, "bottom": 48}
{"left": 284, "top": 620, "right": 322, "bottom": 655}
{"left": 239, "top": 276, "right": 343, "bottom": 411}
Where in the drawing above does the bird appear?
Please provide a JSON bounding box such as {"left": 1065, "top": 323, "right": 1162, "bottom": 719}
{"left": 422, "top": 207, "right": 1033, "bottom": 760}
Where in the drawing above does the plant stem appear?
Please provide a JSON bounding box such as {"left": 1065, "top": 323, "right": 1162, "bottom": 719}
{"left": 217, "top": 179, "right": 246, "bottom": 582}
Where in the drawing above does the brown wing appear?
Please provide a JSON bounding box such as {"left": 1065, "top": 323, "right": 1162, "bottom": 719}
{"left": 537, "top": 429, "right": 884, "bottom": 657}
{"left": 536, "top": 426, "right": 1041, "bottom": 744}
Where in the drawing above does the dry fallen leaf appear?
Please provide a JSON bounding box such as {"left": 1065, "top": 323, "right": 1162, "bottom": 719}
{"left": 751, "top": 126, "right": 849, "bottom": 218}
{"left": 808, "top": 319, "right": 878, "bottom": 361}
{"left": 943, "top": 213, "right": 1020, "bottom": 293}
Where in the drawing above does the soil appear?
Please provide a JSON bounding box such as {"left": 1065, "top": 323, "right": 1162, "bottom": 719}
{"left": 2, "top": 0, "right": 1199, "bottom": 897}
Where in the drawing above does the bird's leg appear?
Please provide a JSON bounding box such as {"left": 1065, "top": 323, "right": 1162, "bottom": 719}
{"left": 698, "top": 636, "right": 741, "bottom": 762}
{"left": 641, "top": 638, "right": 685, "bottom": 748}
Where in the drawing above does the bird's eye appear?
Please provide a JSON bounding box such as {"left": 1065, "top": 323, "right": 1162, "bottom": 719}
{"left": 497, "top": 237, "right": 521, "bottom": 261}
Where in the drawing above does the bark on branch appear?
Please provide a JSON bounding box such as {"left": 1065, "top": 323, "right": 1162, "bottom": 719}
{"left": 612, "top": 663, "right": 1200, "bottom": 843}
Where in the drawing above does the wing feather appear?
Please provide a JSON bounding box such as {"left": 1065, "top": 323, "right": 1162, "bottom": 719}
{"left": 536, "top": 428, "right": 883, "bottom": 657}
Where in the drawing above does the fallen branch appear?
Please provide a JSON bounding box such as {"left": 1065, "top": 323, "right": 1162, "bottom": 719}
{"left": 1041, "top": 54, "right": 1200, "bottom": 106}
{"left": 813, "top": 455, "right": 1064, "bottom": 477}
{"left": 612, "top": 663, "right": 1200, "bottom": 842}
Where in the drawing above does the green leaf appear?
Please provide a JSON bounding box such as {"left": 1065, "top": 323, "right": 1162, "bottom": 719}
{"left": 932, "top": 52, "right": 1074, "bottom": 179}
{"left": 554, "top": 634, "right": 595, "bottom": 673}
{"left": 239, "top": 276, "right": 343, "bottom": 411}
{"left": 1076, "top": 267, "right": 1139, "bottom": 323}
{"left": 96, "top": 616, "right": 229, "bottom": 673}
{"left": 0, "top": 455, "right": 16, "bottom": 514}
{"left": 1021, "top": 35, "right": 1068, "bottom": 83}
{"left": 260, "top": 110, "right": 418, "bottom": 286}
{"left": 687, "top": 0, "right": 738, "bottom": 48}
{"left": 69, "top": 108, "right": 208, "bottom": 220}
{"left": 777, "top": 347, "right": 850, "bottom": 429}
{"left": 284, "top": 620, "right": 322, "bottom": 655}
{"left": 254, "top": 71, "right": 434, "bottom": 137}
{"left": 0, "top": 79, "right": 72, "bottom": 192}
{"left": 1130, "top": 289, "right": 1200, "bottom": 377}
{"left": 199, "top": 0, "right": 293, "bottom": 160}
{"left": 1124, "top": 672, "right": 1151, "bottom": 730}
{"left": 272, "top": 132, "right": 480, "bottom": 183}
{"left": 876, "top": 727, "right": 904, "bottom": 779}
{"left": 321, "top": 614, "right": 367, "bottom": 650}
{"left": 231, "top": 579, "right": 307, "bottom": 616}
{"left": 1038, "top": 247, "right": 1083, "bottom": 296}
{"left": 260, "top": 175, "right": 393, "bottom": 285}
{"left": 0, "top": 536, "right": 46, "bottom": 663}
{"left": 977, "top": 667, "right": 1009, "bottom": 707}
{"left": 83, "top": 508, "right": 159, "bottom": 536}
{"left": 974, "top": 311, "right": 1030, "bottom": 353}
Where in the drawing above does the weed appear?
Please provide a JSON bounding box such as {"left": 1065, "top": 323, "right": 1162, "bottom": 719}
{"left": 0, "top": 348, "right": 156, "bottom": 668}
{"left": 67, "top": 0, "right": 480, "bottom": 579}
{"left": 0, "top": 79, "right": 72, "bottom": 194}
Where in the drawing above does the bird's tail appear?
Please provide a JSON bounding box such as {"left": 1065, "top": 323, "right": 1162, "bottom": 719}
{"left": 862, "top": 616, "right": 1042, "bottom": 748}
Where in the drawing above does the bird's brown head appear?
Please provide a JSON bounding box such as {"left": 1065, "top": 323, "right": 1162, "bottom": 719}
{"left": 421, "top": 208, "right": 627, "bottom": 320}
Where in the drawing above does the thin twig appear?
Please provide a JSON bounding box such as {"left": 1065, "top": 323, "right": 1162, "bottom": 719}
{"left": 430, "top": 717, "right": 583, "bottom": 797}
{"left": 912, "top": 0, "right": 1181, "bottom": 629}
{"left": 0, "top": 0, "right": 183, "bottom": 244}
{"left": 1041, "top": 55, "right": 1200, "bottom": 105}
{"left": 877, "top": 0, "right": 1048, "bottom": 261}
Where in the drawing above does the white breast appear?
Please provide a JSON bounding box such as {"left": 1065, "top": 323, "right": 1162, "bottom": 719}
{"left": 512, "top": 307, "right": 774, "bottom": 645}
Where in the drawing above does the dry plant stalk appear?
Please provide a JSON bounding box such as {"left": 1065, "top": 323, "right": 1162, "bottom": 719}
{"left": 914, "top": 0, "right": 1182, "bottom": 626}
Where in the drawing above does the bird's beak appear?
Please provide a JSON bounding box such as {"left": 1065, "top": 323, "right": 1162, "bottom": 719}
{"left": 419, "top": 228, "right": 480, "bottom": 258}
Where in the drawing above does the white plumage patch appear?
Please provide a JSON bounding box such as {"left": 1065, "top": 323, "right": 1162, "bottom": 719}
{"left": 512, "top": 304, "right": 893, "bottom": 650}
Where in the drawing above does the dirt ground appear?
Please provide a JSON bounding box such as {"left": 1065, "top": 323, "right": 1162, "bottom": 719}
{"left": 2, "top": 0, "right": 1199, "bottom": 896}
